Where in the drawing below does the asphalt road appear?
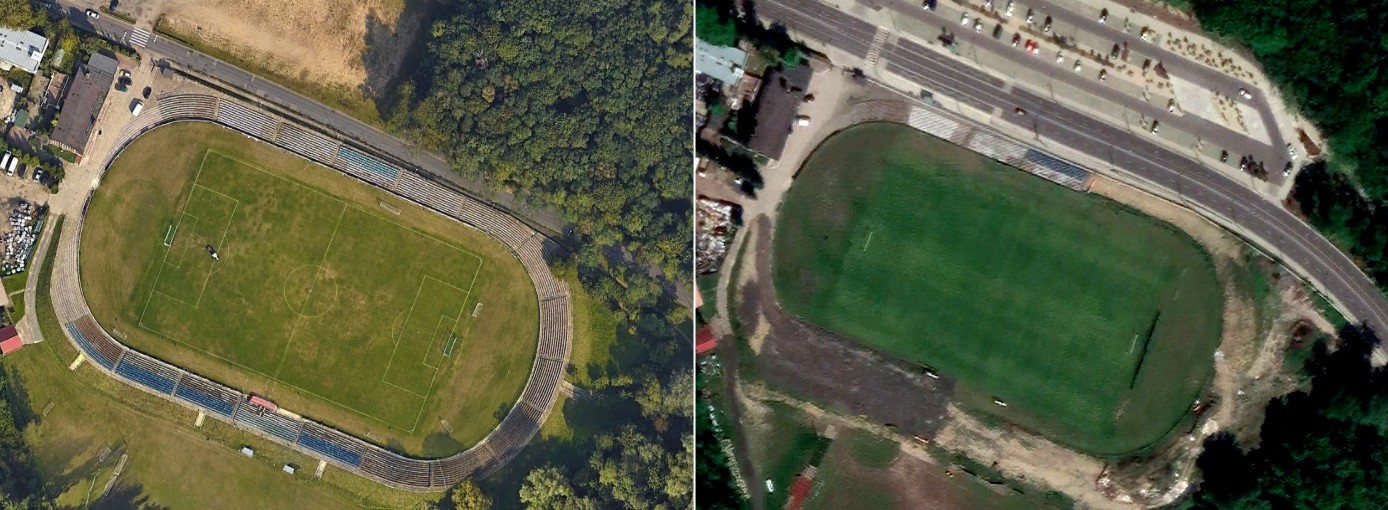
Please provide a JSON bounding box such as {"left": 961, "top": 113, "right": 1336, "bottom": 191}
{"left": 1020, "top": 0, "right": 1289, "bottom": 168}
{"left": 887, "top": 0, "right": 1284, "bottom": 183}
{"left": 759, "top": 0, "right": 1388, "bottom": 334}
{"left": 53, "top": 3, "right": 567, "bottom": 233}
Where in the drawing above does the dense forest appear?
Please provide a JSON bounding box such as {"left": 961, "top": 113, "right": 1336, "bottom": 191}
{"left": 1190, "top": 325, "right": 1388, "bottom": 508}
{"left": 387, "top": 0, "right": 693, "bottom": 319}
{"left": 1190, "top": 0, "right": 1388, "bottom": 291}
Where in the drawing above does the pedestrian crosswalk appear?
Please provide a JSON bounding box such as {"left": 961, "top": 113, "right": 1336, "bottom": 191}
{"left": 865, "top": 27, "right": 890, "bottom": 68}
{"left": 129, "top": 28, "right": 150, "bottom": 48}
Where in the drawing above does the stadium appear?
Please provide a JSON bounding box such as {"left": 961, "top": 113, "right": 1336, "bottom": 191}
{"left": 49, "top": 93, "right": 572, "bottom": 491}
{"left": 770, "top": 111, "right": 1223, "bottom": 455}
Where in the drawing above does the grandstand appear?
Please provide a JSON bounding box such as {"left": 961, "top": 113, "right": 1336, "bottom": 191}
{"left": 49, "top": 92, "right": 575, "bottom": 491}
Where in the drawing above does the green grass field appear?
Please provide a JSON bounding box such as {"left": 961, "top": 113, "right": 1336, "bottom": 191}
{"left": 774, "top": 123, "right": 1223, "bottom": 455}
{"left": 80, "top": 123, "right": 538, "bottom": 456}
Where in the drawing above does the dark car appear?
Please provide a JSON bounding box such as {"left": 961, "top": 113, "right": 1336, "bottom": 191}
{"left": 142, "top": 86, "right": 152, "bottom": 99}
{"left": 922, "top": 0, "right": 937, "bottom": 10}
{"left": 992, "top": 24, "right": 1003, "bottom": 39}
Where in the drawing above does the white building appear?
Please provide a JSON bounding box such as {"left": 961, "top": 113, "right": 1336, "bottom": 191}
{"left": 0, "top": 28, "right": 48, "bottom": 75}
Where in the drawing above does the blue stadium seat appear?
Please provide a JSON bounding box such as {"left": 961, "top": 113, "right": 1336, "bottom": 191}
{"left": 298, "top": 432, "right": 363, "bottom": 466}
{"left": 114, "top": 361, "right": 177, "bottom": 394}
{"left": 337, "top": 146, "right": 400, "bottom": 180}
{"left": 175, "top": 385, "right": 236, "bottom": 416}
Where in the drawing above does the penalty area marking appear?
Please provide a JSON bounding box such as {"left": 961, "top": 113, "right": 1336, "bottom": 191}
{"left": 472, "top": 302, "right": 482, "bottom": 317}
{"left": 163, "top": 224, "right": 177, "bottom": 246}
{"left": 1127, "top": 333, "right": 1140, "bottom": 355}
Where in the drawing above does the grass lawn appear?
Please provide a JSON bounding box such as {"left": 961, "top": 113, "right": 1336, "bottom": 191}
{"left": 775, "top": 123, "right": 1223, "bottom": 455}
{"left": 80, "top": 123, "right": 538, "bottom": 457}
{"left": 747, "top": 402, "right": 831, "bottom": 510}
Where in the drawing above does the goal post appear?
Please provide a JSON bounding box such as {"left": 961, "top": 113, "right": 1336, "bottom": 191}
{"left": 163, "top": 224, "right": 178, "bottom": 246}
{"left": 442, "top": 333, "right": 459, "bottom": 358}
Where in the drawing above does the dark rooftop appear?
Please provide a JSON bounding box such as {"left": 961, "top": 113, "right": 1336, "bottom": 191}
{"left": 50, "top": 54, "right": 117, "bottom": 155}
{"left": 747, "top": 65, "right": 812, "bottom": 161}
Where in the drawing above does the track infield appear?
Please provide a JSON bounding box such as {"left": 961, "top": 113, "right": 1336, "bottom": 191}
{"left": 773, "top": 123, "right": 1223, "bottom": 454}
{"left": 80, "top": 123, "right": 539, "bottom": 456}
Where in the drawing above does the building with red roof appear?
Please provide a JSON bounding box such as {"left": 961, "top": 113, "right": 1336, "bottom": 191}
{"left": 0, "top": 325, "right": 22, "bottom": 355}
{"left": 696, "top": 326, "right": 718, "bottom": 356}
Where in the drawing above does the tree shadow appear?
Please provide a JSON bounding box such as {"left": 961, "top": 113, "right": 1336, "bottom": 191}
{"left": 81, "top": 481, "right": 172, "bottom": 510}
{"left": 360, "top": 0, "right": 454, "bottom": 118}
{"left": 4, "top": 364, "right": 38, "bottom": 431}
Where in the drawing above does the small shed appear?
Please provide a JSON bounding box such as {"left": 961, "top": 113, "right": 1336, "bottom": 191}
{"left": 282, "top": 464, "right": 296, "bottom": 474}
{"left": 0, "top": 326, "right": 22, "bottom": 355}
{"left": 240, "top": 447, "right": 254, "bottom": 458}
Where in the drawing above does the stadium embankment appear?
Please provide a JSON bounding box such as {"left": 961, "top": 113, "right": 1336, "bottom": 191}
{"left": 49, "top": 93, "right": 572, "bottom": 492}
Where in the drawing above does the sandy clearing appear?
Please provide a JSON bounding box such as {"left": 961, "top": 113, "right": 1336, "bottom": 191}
{"left": 154, "top": 0, "right": 421, "bottom": 94}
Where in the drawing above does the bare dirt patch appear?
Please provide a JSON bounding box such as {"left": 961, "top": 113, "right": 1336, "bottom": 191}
{"left": 738, "top": 216, "right": 955, "bottom": 439}
{"left": 155, "top": 0, "right": 426, "bottom": 96}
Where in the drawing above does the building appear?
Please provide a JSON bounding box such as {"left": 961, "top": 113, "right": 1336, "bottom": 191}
{"left": 50, "top": 54, "right": 118, "bottom": 157}
{"left": 747, "top": 65, "right": 813, "bottom": 161}
{"left": 694, "top": 39, "right": 748, "bottom": 85}
{"left": 0, "top": 28, "right": 47, "bottom": 75}
{"left": 0, "top": 325, "right": 22, "bottom": 355}
{"left": 695, "top": 326, "right": 718, "bottom": 356}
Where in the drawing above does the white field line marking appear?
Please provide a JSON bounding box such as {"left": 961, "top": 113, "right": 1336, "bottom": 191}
{"left": 863, "top": 230, "right": 874, "bottom": 252}
{"left": 270, "top": 204, "right": 347, "bottom": 380}
{"left": 139, "top": 151, "right": 213, "bottom": 326}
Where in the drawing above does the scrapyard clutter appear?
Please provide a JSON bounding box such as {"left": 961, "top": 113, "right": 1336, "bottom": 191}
{"left": 2, "top": 202, "right": 46, "bottom": 276}
{"left": 696, "top": 197, "right": 741, "bottom": 274}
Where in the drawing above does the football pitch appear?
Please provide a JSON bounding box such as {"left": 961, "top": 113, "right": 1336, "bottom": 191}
{"left": 81, "top": 123, "right": 538, "bottom": 455}
{"left": 774, "top": 123, "right": 1223, "bottom": 454}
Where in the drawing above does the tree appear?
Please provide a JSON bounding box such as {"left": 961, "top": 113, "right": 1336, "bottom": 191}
{"left": 1189, "top": 325, "right": 1388, "bottom": 507}
{"left": 393, "top": 0, "right": 693, "bottom": 293}
{"left": 518, "top": 466, "right": 598, "bottom": 510}
{"left": 695, "top": 5, "right": 739, "bottom": 47}
{"left": 451, "top": 480, "right": 491, "bottom": 510}
{"left": 0, "top": 2, "right": 40, "bottom": 31}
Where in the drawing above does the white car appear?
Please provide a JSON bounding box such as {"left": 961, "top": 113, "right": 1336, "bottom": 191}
{"left": 974, "top": 20, "right": 983, "bottom": 33}
{"left": 984, "top": 0, "right": 993, "bottom": 10}
{"left": 1056, "top": 52, "right": 1064, "bottom": 64}
{"left": 1073, "top": 61, "right": 1081, "bottom": 72}
{"left": 1238, "top": 88, "right": 1253, "bottom": 99}
{"left": 1005, "top": 1, "right": 1014, "bottom": 17}
{"left": 961, "top": 13, "right": 971, "bottom": 26}
{"left": 1168, "top": 99, "right": 1177, "bottom": 112}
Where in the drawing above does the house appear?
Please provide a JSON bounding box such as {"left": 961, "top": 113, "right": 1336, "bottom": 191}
{"left": 0, "top": 28, "right": 47, "bottom": 75}
{"left": 694, "top": 39, "right": 748, "bottom": 85}
{"left": 747, "top": 65, "right": 813, "bottom": 161}
{"left": 50, "top": 54, "right": 118, "bottom": 158}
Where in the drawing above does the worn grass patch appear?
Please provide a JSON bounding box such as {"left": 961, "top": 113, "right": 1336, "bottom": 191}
{"left": 80, "top": 123, "right": 537, "bottom": 456}
{"left": 774, "top": 123, "right": 1223, "bottom": 455}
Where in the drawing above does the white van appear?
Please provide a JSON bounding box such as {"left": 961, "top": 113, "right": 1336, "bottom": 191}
{"left": 0, "top": 153, "right": 9, "bottom": 173}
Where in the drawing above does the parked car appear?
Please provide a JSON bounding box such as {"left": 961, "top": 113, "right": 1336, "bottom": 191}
{"left": 961, "top": 13, "right": 970, "bottom": 26}
{"left": 1012, "top": 33, "right": 1021, "bottom": 47}
{"left": 922, "top": 0, "right": 937, "bottom": 10}
{"left": 85, "top": 9, "right": 99, "bottom": 19}
{"left": 992, "top": 24, "right": 1003, "bottom": 39}
{"left": 1150, "top": 120, "right": 1160, "bottom": 134}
